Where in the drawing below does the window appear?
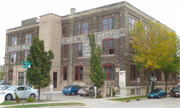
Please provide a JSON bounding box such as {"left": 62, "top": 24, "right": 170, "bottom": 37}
{"left": 79, "top": 23, "right": 88, "bottom": 34}
{"left": 130, "top": 39, "right": 135, "bottom": 54}
{"left": 103, "top": 64, "right": 115, "bottom": 80}
{"left": 63, "top": 45, "right": 68, "bottom": 58}
{"left": 18, "top": 72, "right": 24, "bottom": 85}
{"left": 78, "top": 43, "right": 82, "bottom": 57}
{"left": 130, "top": 65, "right": 140, "bottom": 81}
{"left": 63, "top": 66, "right": 67, "bottom": 80}
{"left": 103, "top": 17, "right": 114, "bottom": 31}
{"left": 24, "top": 50, "right": 29, "bottom": 61}
{"left": 9, "top": 70, "right": 13, "bottom": 81}
{"left": 10, "top": 52, "right": 16, "bottom": 63}
{"left": 102, "top": 39, "right": 114, "bottom": 55}
{"left": 11, "top": 37, "right": 17, "bottom": 46}
{"left": 62, "top": 27, "right": 66, "bottom": 37}
{"left": 25, "top": 34, "right": 31, "bottom": 44}
{"left": 144, "top": 25, "right": 148, "bottom": 35}
{"left": 171, "top": 73, "right": 176, "bottom": 82}
{"left": 74, "top": 66, "right": 83, "bottom": 81}
{"left": 129, "top": 17, "right": 135, "bottom": 30}
{"left": 53, "top": 72, "right": 57, "bottom": 88}
{"left": 156, "top": 69, "right": 161, "bottom": 81}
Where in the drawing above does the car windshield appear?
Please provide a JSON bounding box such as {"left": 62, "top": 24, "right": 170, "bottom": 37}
{"left": 0, "top": 85, "right": 4, "bottom": 90}
{"left": 6, "top": 86, "right": 17, "bottom": 91}
{"left": 151, "top": 89, "right": 159, "bottom": 93}
{"left": 64, "top": 86, "right": 71, "bottom": 88}
{"left": 174, "top": 88, "right": 180, "bottom": 92}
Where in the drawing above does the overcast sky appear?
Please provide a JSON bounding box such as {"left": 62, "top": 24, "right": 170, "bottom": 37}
{"left": 0, "top": 0, "right": 179, "bottom": 65}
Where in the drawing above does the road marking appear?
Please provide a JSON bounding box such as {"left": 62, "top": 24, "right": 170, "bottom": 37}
{"left": 165, "top": 103, "right": 176, "bottom": 107}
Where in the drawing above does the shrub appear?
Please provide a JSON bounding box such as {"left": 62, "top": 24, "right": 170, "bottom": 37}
{"left": 112, "top": 89, "right": 116, "bottom": 97}
{"left": 26, "top": 97, "right": 34, "bottom": 102}
{"left": 96, "top": 95, "right": 102, "bottom": 98}
{"left": 14, "top": 93, "right": 20, "bottom": 103}
{"left": 106, "top": 94, "right": 109, "bottom": 97}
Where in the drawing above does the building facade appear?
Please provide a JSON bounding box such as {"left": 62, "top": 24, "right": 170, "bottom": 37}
{"left": 4, "top": 1, "right": 178, "bottom": 96}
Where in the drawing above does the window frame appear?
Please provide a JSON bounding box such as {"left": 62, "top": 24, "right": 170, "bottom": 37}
{"left": 63, "top": 44, "right": 68, "bottom": 58}
{"left": 24, "top": 50, "right": 29, "bottom": 61}
{"left": 62, "top": 26, "right": 67, "bottom": 38}
{"left": 10, "top": 52, "right": 16, "bottom": 63}
{"left": 63, "top": 66, "right": 67, "bottom": 80}
{"left": 102, "top": 64, "right": 115, "bottom": 81}
{"left": 78, "top": 22, "right": 88, "bottom": 34}
{"left": 130, "top": 65, "right": 140, "bottom": 81}
{"left": 74, "top": 65, "right": 83, "bottom": 81}
{"left": 9, "top": 69, "right": 13, "bottom": 81}
{"left": 25, "top": 34, "right": 32, "bottom": 44}
{"left": 129, "top": 17, "right": 135, "bottom": 30}
{"left": 18, "top": 72, "right": 24, "bottom": 85}
{"left": 11, "top": 37, "right": 17, "bottom": 46}
{"left": 78, "top": 43, "right": 82, "bottom": 57}
{"left": 102, "top": 38, "right": 114, "bottom": 55}
{"left": 102, "top": 17, "right": 114, "bottom": 31}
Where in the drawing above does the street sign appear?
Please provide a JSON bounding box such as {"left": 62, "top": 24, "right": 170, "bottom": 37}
{"left": 23, "top": 61, "right": 31, "bottom": 65}
{"left": 151, "top": 76, "right": 157, "bottom": 82}
{"left": 119, "top": 71, "right": 126, "bottom": 86}
{"left": 23, "top": 61, "right": 31, "bottom": 68}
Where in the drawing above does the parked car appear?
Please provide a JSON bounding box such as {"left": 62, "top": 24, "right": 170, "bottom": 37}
{"left": 0, "top": 86, "right": 38, "bottom": 101}
{"left": 148, "top": 89, "right": 166, "bottom": 98}
{"left": 78, "top": 86, "right": 101, "bottom": 96}
{"left": 63, "top": 85, "right": 82, "bottom": 95}
{"left": 0, "top": 85, "right": 11, "bottom": 93}
{"left": 170, "top": 87, "right": 180, "bottom": 97}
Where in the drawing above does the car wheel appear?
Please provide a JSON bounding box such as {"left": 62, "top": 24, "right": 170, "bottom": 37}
{"left": 64, "top": 94, "right": 67, "bottom": 95}
{"left": 89, "top": 92, "right": 91, "bottom": 97}
{"left": 72, "top": 92, "right": 75, "bottom": 96}
{"left": 170, "top": 94, "right": 172, "bottom": 97}
{"left": 80, "top": 94, "right": 83, "bottom": 96}
{"left": 6, "top": 94, "right": 12, "bottom": 101}
{"left": 159, "top": 95, "right": 161, "bottom": 99}
{"left": 30, "top": 94, "right": 36, "bottom": 99}
{"left": 164, "top": 95, "right": 167, "bottom": 98}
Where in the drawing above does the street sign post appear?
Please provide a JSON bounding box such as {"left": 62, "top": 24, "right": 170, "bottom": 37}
{"left": 22, "top": 61, "right": 31, "bottom": 106}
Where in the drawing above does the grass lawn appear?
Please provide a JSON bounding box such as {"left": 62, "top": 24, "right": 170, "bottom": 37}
{"left": 109, "top": 95, "right": 147, "bottom": 101}
{"left": 0, "top": 101, "right": 18, "bottom": 105}
{"left": 9, "top": 102, "right": 84, "bottom": 108}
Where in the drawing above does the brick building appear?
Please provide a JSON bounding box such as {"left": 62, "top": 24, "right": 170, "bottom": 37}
{"left": 4, "top": 1, "right": 177, "bottom": 96}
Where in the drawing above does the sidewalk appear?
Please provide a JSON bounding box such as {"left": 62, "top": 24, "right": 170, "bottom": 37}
{"left": 0, "top": 95, "right": 147, "bottom": 108}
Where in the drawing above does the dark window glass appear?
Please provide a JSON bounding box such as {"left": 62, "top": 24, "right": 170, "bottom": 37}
{"left": 74, "top": 66, "right": 83, "bottom": 81}
{"left": 103, "top": 64, "right": 115, "bottom": 80}
{"left": 103, "top": 39, "right": 114, "bottom": 55}
{"left": 103, "top": 18, "right": 114, "bottom": 31}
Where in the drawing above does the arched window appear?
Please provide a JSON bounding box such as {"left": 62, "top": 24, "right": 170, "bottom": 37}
{"left": 74, "top": 65, "right": 83, "bottom": 81}
{"left": 102, "top": 64, "right": 115, "bottom": 80}
{"left": 63, "top": 66, "right": 67, "bottom": 80}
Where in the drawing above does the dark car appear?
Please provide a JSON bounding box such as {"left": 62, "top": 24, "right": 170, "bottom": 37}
{"left": 148, "top": 89, "right": 166, "bottom": 98}
{"left": 63, "top": 85, "right": 82, "bottom": 95}
{"left": 170, "top": 87, "right": 180, "bottom": 97}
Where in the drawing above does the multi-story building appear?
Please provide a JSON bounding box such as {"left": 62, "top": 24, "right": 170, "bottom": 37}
{"left": 4, "top": 1, "right": 177, "bottom": 96}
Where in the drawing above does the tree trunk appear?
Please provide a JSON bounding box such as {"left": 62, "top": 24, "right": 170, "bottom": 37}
{"left": 38, "top": 87, "right": 40, "bottom": 101}
{"left": 165, "top": 76, "right": 168, "bottom": 93}
{"left": 146, "top": 68, "right": 150, "bottom": 96}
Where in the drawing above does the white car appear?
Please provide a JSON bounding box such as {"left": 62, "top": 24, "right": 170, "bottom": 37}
{"left": 0, "top": 85, "right": 11, "bottom": 93}
{"left": 1, "top": 86, "right": 38, "bottom": 101}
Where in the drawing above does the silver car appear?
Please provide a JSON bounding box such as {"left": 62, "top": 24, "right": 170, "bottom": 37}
{"left": 78, "top": 86, "right": 101, "bottom": 96}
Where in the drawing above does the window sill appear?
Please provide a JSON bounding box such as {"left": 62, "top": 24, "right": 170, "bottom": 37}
{"left": 74, "top": 80, "right": 83, "bottom": 82}
{"left": 62, "top": 58, "right": 68, "bottom": 60}
{"left": 130, "top": 81, "right": 138, "bottom": 82}
{"left": 101, "top": 54, "right": 115, "bottom": 57}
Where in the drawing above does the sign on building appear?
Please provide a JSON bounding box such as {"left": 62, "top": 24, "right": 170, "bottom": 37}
{"left": 119, "top": 71, "right": 126, "bottom": 86}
